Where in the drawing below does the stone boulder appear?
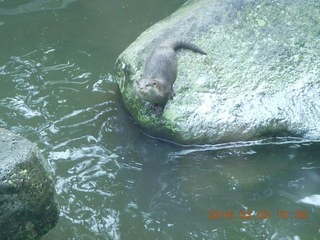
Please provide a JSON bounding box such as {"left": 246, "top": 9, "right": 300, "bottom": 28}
{"left": 0, "top": 128, "right": 59, "bottom": 240}
{"left": 115, "top": 0, "right": 320, "bottom": 144}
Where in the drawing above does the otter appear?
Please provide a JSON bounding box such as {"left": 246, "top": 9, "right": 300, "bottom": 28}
{"left": 136, "top": 39, "right": 206, "bottom": 116}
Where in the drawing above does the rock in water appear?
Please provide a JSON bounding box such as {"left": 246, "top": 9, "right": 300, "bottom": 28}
{"left": 0, "top": 128, "right": 59, "bottom": 240}
{"left": 115, "top": 0, "right": 320, "bottom": 144}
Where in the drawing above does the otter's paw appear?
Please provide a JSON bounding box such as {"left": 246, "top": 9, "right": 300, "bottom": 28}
{"left": 155, "top": 107, "right": 164, "bottom": 117}
{"left": 169, "top": 91, "right": 176, "bottom": 100}
{"left": 148, "top": 103, "right": 156, "bottom": 110}
{"left": 147, "top": 103, "right": 164, "bottom": 116}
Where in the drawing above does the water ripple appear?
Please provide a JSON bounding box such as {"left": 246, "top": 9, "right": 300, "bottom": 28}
{"left": 168, "top": 137, "right": 320, "bottom": 157}
{"left": 0, "top": 0, "right": 78, "bottom": 16}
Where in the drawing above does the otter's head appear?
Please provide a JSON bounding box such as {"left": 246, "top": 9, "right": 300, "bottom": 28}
{"left": 136, "top": 78, "right": 168, "bottom": 105}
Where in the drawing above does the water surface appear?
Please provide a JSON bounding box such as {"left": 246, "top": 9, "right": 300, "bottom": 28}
{"left": 0, "top": 0, "right": 319, "bottom": 239}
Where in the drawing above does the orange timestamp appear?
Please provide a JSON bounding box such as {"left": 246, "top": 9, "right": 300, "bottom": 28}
{"left": 208, "top": 210, "right": 307, "bottom": 220}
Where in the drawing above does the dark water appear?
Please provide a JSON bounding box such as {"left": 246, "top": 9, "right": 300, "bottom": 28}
{"left": 1, "top": 0, "right": 320, "bottom": 239}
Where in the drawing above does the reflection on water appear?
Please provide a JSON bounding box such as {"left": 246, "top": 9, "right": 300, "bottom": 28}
{"left": 0, "top": 0, "right": 320, "bottom": 240}
{"left": 0, "top": 0, "right": 77, "bottom": 15}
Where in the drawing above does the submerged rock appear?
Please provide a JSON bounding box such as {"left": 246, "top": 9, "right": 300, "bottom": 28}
{"left": 0, "top": 128, "right": 59, "bottom": 240}
{"left": 115, "top": 0, "right": 320, "bottom": 144}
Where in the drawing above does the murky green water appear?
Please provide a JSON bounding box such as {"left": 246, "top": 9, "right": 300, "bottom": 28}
{"left": 1, "top": 0, "right": 320, "bottom": 239}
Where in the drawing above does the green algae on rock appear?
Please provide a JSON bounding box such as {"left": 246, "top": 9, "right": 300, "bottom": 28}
{"left": 0, "top": 128, "right": 59, "bottom": 240}
{"left": 115, "top": 0, "right": 320, "bottom": 144}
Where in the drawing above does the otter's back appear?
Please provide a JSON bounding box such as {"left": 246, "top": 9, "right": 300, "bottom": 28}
{"left": 144, "top": 46, "right": 178, "bottom": 85}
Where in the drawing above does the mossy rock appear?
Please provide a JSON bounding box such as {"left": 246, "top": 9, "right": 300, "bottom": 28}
{"left": 0, "top": 128, "right": 59, "bottom": 240}
{"left": 115, "top": 0, "right": 320, "bottom": 144}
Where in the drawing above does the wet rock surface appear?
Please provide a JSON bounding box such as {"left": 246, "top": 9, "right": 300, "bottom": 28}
{"left": 0, "top": 128, "right": 59, "bottom": 240}
{"left": 115, "top": 0, "right": 320, "bottom": 144}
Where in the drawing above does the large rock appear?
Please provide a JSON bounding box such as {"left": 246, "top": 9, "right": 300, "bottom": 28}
{"left": 115, "top": 0, "right": 320, "bottom": 144}
{"left": 0, "top": 128, "right": 59, "bottom": 240}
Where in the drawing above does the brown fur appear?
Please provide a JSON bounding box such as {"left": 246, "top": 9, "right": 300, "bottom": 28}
{"left": 136, "top": 39, "right": 206, "bottom": 115}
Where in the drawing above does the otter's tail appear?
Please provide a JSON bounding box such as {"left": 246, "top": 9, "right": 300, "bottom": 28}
{"left": 160, "top": 39, "right": 207, "bottom": 55}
